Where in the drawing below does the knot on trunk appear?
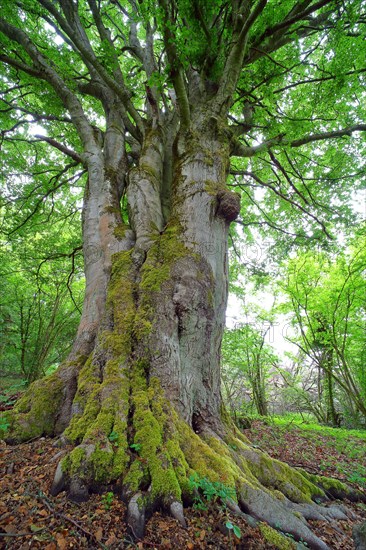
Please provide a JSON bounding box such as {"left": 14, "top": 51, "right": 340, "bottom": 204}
{"left": 216, "top": 190, "right": 241, "bottom": 222}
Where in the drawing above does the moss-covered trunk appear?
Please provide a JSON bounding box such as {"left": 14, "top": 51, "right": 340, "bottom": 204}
{"left": 2, "top": 118, "right": 363, "bottom": 550}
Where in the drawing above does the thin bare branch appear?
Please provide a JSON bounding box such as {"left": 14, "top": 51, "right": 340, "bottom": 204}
{"left": 34, "top": 135, "right": 83, "bottom": 163}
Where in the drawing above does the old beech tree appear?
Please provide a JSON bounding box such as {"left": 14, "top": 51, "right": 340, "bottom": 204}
{"left": 1, "top": 0, "right": 365, "bottom": 546}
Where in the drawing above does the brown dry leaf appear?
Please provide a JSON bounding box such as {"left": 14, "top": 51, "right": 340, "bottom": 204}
{"left": 55, "top": 533, "right": 68, "bottom": 550}
{"left": 95, "top": 527, "right": 103, "bottom": 542}
{"left": 0, "top": 502, "right": 7, "bottom": 514}
{"left": 44, "top": 543, "right": 57, "bottom": 550}
{"left": 187, "top": 543, "right": 194, "bottom": 550}
{"left": 105, "top": 532, "right": 118, "bottom": 545}
{"left": 199, "top": 529, "right": 206, "bottom": 540}
{"left": 37, "top": 508, "right": 49, "bottom": 517}
{"left": 0, "top": 512, "right": 13, "bottom": 522}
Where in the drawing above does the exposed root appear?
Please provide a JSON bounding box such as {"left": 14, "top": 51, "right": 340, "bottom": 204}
{"left": 127, "top": 492, "right": 146, "bottom": 540}
{"left": 2, "top": 362, "right": 83, "bottom": 443}
{"left": 44, "top": 391, "right": 364, "bottom": 549}
{"left": 238, "top": 484, "right": 329, "bottom": 550}
{"left": 5, "top": 359, "right": 363, "bottom": 550}
{"left": 170, "top": 501, "right": 187, "bottom": 528}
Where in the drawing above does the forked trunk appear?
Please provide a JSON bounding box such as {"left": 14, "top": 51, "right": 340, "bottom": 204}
{"left": 4, "top": 120, "right": 363, "bottom": 550}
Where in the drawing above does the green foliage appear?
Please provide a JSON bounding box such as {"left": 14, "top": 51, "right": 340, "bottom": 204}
{"left": 101, "top": 491, "right": 114, "bottom": 511}
{"left": 0, "top": 415, "right": 10, "bottom": 436}
{"left": 188, "top": 474, "right": 236, "bottom": 511}
{"left": 276, "top": 231, "right": 366, "bottom": 424}
{"left": 129, "top": 442, "right": 142, "bottom": 453}
{"left": 225, "top": 521, "right": 241, "bottom": 539}
{"left": 271, "top": 414, "right": 366, "bottom": 441}
{"left": 108, "top": 431, "right": 119, "bottom": 444}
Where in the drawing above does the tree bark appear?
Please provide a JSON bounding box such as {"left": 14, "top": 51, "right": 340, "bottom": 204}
{"left": 4, "top": 117, "right": 363, "bottom": 550}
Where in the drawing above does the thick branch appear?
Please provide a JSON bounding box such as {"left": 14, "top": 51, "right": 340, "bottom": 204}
{"left": 0, "top": 53, "right": 43, "bottom": 78}
{"left": 34, "top": 135, "right": 83, "bottom": 163}
{"left": 244, "top": 1, "right": 335, "bottom": 65}
{"left": 290, "top": 125, "right": 366, "bottom": 147}
{"left": 230, "top": 134, "right": 286, "bottom": 157}
{"left": 216, "top": 0, "right": 268, "bottom": 110}
{"left": 231, "top": 125, "right": 366, "bottom": 157}
{"left": 158, "top": 0, "right": 190, "bottom": 129}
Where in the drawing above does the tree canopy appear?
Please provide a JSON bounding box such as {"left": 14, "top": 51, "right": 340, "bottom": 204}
{"left": 1, "top": 0, "right": 365, "bottom": 247}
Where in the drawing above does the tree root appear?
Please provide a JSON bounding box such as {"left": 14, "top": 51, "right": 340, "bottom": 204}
{"left": 44, "top": 399, "right": 365, "bottom": 548}
{"left": 4, "top": 358, "right": 364, "bottom": 549}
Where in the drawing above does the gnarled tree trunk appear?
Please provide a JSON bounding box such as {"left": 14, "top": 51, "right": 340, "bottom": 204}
{"left": 1, "top": 1, "right": 366, "bottom": 547}
{"left": 4, "top": 112, "right": 361, "bottom": 549}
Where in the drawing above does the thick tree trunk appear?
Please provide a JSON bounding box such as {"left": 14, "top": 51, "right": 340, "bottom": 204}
{"left": 3, "top": 119, "right": 363, "bottom": 549}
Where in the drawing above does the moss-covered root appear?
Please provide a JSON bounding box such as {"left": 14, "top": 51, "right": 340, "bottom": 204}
{"left": 239, "top": 484, "right": 329, "bottom": 550}
{"left": 48, "top": 376, "right": 357, "bottom": 548}
{"left": 3, "top": 371, "right": 65, "bottom": 442}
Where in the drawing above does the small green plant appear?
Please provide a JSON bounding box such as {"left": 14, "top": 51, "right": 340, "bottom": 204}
{"left": 188, "top": 474, "right": 236, "bottom": 511}
{"left": 346, "top": 468, "right": 366, "bottom": 487}
{"left": 225, "top": 520, "right": 241, "bottom": 539}
{"left": 130, "top": 442, "right": 142, "bottom": 453}
{"left": 0, "top": 416, "right": 10, "bottom": 436}
{"left": 108, "top": 430, "right": 119, "bottom": 444}
{"left": 101, "top": 491, "right": 114, "bottom": 510}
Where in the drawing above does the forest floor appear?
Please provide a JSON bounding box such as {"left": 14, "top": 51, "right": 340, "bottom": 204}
{"left": 1, "top": 407, "right": 365, "bottom": 549}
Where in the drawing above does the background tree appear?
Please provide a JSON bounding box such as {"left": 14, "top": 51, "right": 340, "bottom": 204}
{"left": 278, "top": 232, "right": 366, "bottom": 426}
{"left": 1, "top": 0, "right": 365, "bottom": 545}
{"left": 222, "top": 309, "right": 279, "bottom": 417}
{"left": 0, "top": 234, "right": 83, "bottom": 384}
{"left": 1, "top": 170, "right": 84, "bottom": 384}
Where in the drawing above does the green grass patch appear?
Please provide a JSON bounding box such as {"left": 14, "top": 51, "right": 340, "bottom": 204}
{"left": 270, "top": 414, "right": 366, "bottom": 441}
{"left": 244, "top": 413, "right": 366, "bottom": 492}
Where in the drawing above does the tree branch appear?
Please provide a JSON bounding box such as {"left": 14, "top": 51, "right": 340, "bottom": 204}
{"left": 158, "top": 0, "right": 190, "bottom": 129}
{"left": 38, "top": 0, "right": 144, "bottom": 138}
{"left": 231, "top": 124, "right": 366, "bottom": 157}
{"left": 290, "top": 125, "right": 366, "bottom": 147}
{"left": 244, "top": 1, "right": 335, "bottom": 66}
{"left": 0, "top": 18, "right": 96, "bottom": 151}
{"left": 0, "top": 53, "right": 43, "bottom": 78}
{"left": 216, "top": 0, "right": 268, "bottom": 111}
{"left": 33, "top": 135, "right": 83, "bottom": 163}
{"left": 231, "top": 169, "right": 332, "bottom": 237}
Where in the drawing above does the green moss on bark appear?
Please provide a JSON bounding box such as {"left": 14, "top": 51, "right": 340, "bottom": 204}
{"left": 6, "top": 372, "right": 64, "bottom": 441}
{"left": 131, "top": 368, "right": 181, "bottom": 502}
{"left": 300, "top": 470, "right": 353, "bottom": 498}
{"left": 259, "top": 523, "right": 297, "bottom": 550}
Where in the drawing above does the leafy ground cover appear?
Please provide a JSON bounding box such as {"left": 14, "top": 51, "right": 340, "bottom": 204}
{"left": 247, "top": 416, "right": 366, "bottom": 492}
{"left": 1, "top": 400, "right": 365, "bottom": 549}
